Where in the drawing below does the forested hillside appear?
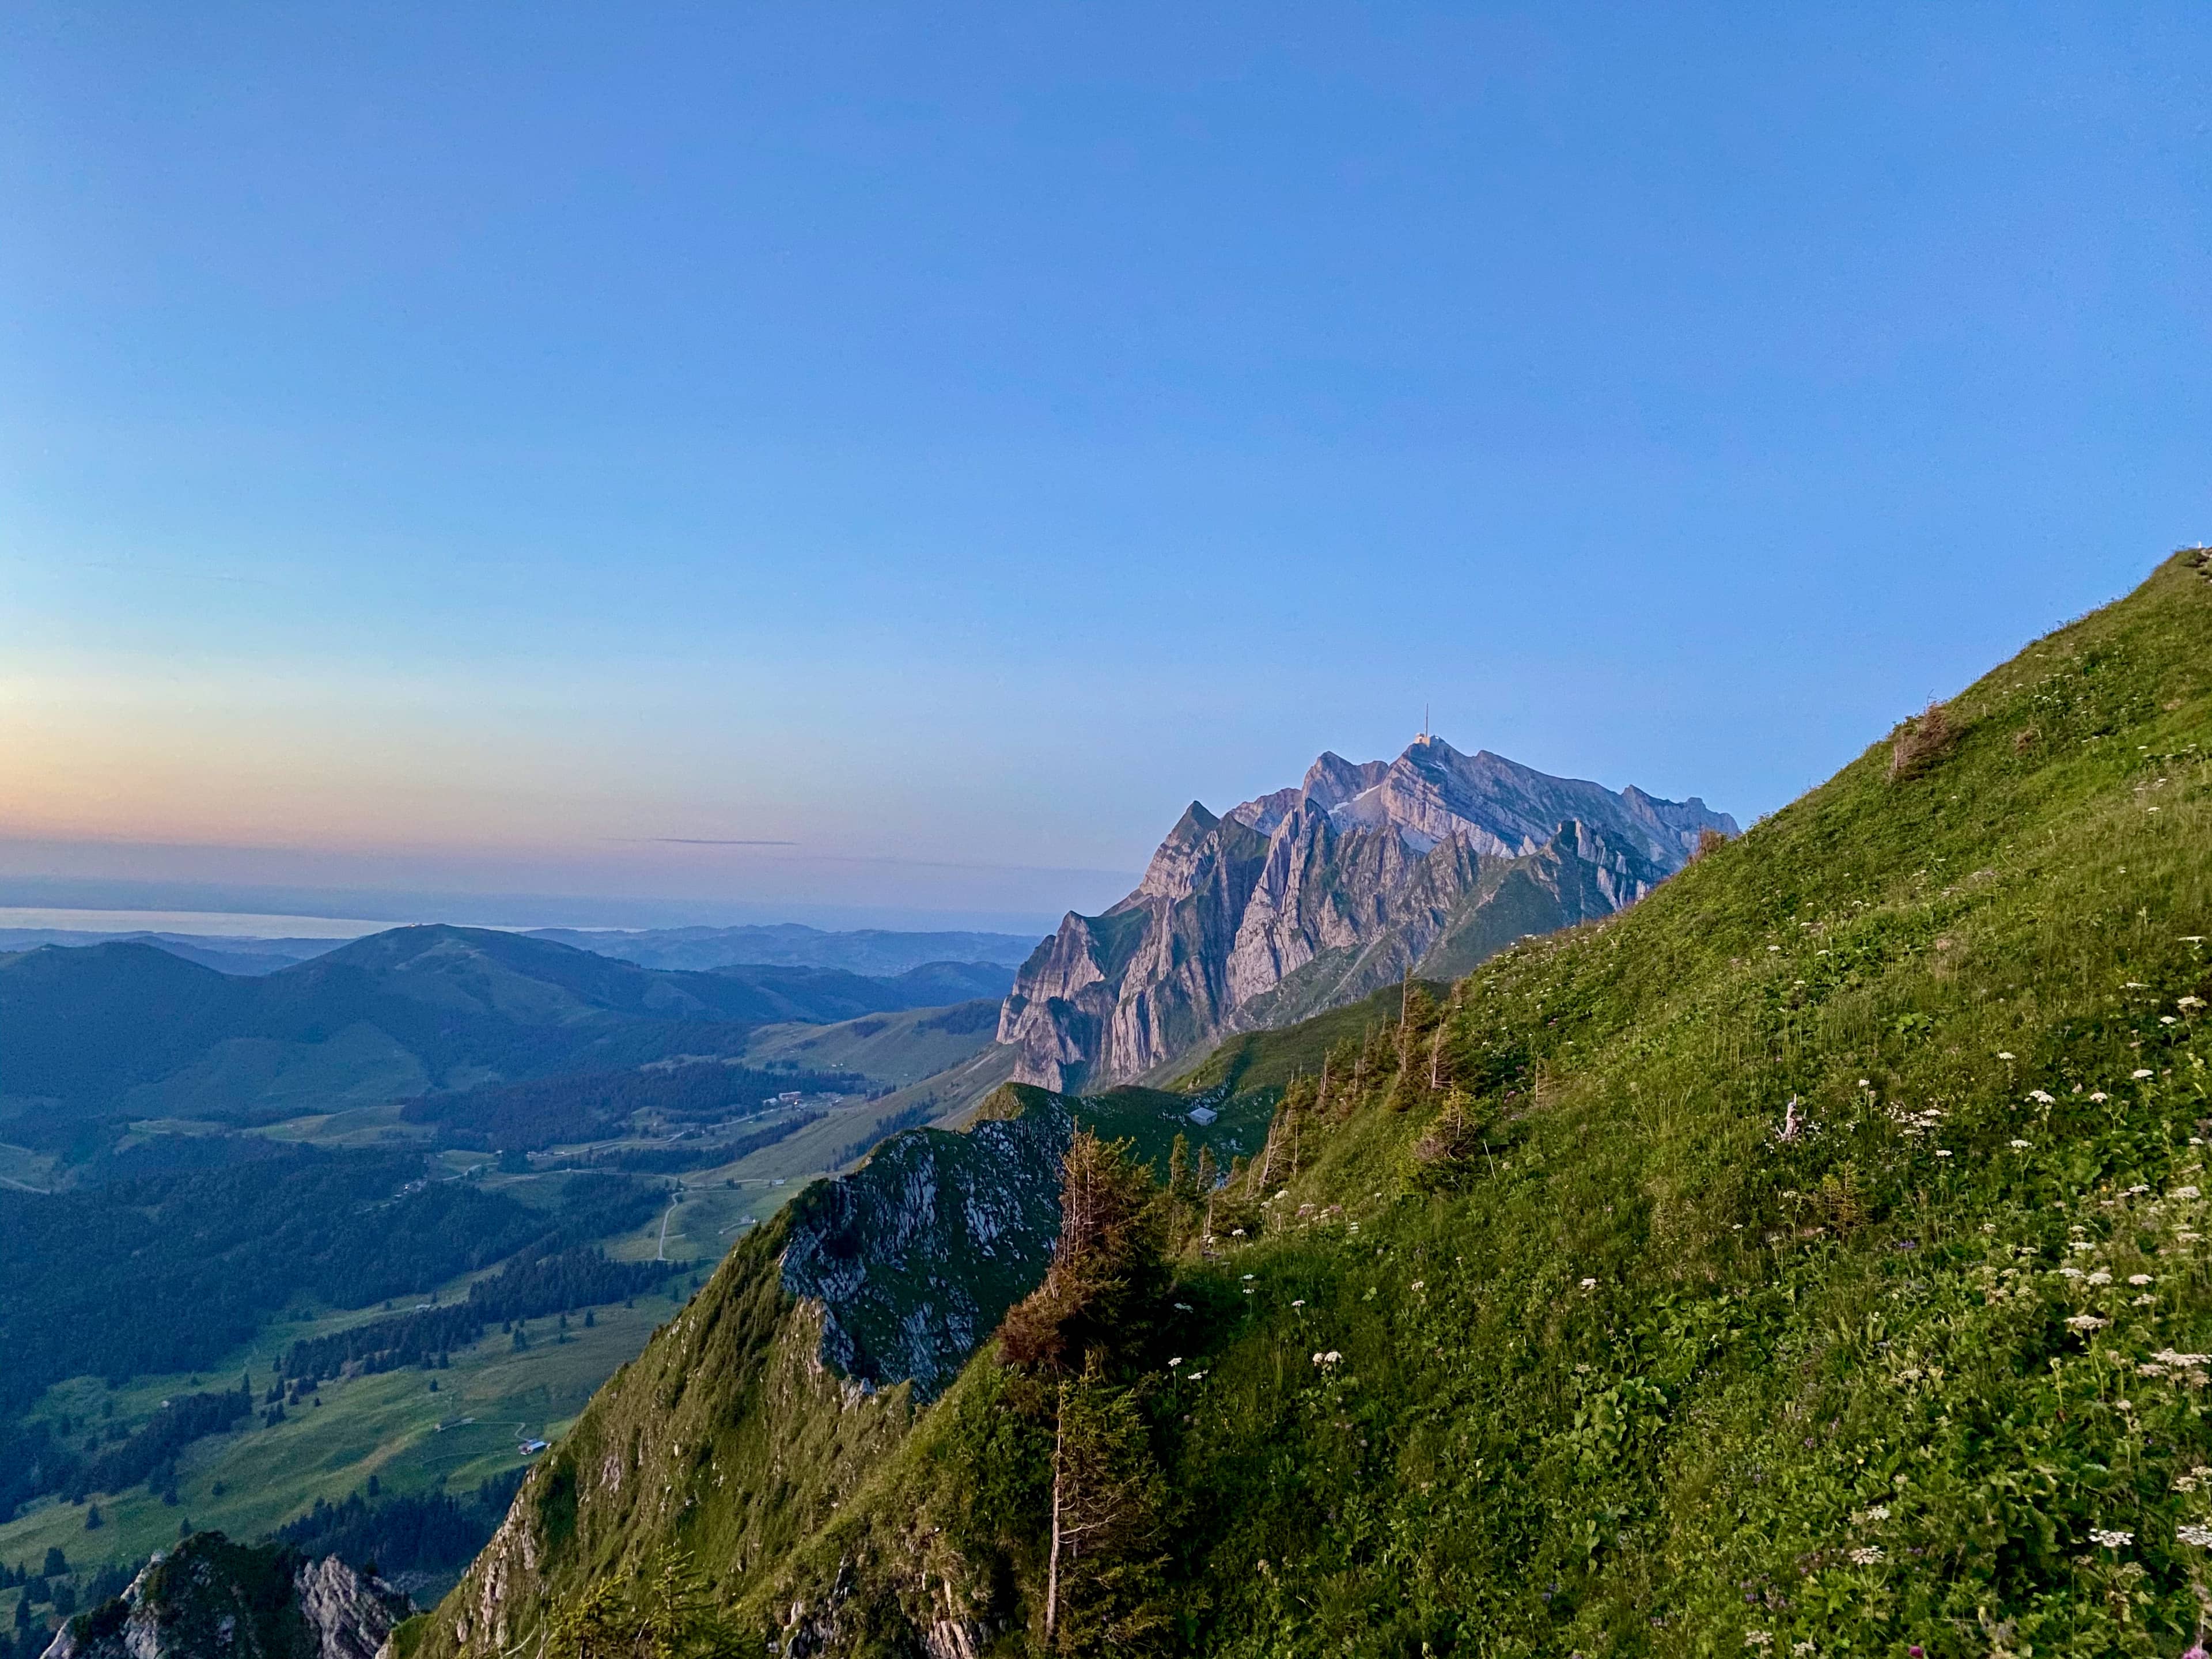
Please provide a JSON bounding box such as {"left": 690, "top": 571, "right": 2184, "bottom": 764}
{"left": 412, "top": 550, "right": 2212, "bottom": 1656}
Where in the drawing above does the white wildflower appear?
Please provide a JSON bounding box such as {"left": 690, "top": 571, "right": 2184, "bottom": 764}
{"left": 2135, "top": 1069, "right": 2156, "bottom": 1080}
{"left": 1998, "top": 1052, "right": 2016, "bottom": 1060}
{"left": 1410, "top": 1280, "right": 1425, "bottom": 1291}
{"left": 2066, "top": 1313, "right": 2109, "bottom": 1331}
{"left": 2059, "top": 1267, "right": 2085, "bottom": 1279}
{"left": 2179, "top": 1524, "right": 2212, "bottom": 1548}
{"left": 2090, "top": 1527, "right": 2133, "bottom": 1549}
{"left": 1168, "top": 1357, "right": 1182, "bottom": 1368}
{"left": 1934, "top": 1149, "right": 1952, "bottom": 1158}
{"left": 2090, "top": 1092, "right": 2109, "bottom": 1103}
{"left": 1847, "top": 1546, "right": 1884, "bottom": 1565}
{"left": 2164, "top": 1016, "right": 2181, "bottom": 1025}
{"left": 2029, "top": 1089, "right": 2055, "bottom": 1104}
{"left": 1857, "top": 1503, "right": 1891, "bottom": 1522}
{"left": 1580, "top": 1278, "right": 1597, "bottom": 1290}
{"left": 1242, "top": 1274, "right": 1255, "bottom": 1281}
{"left": 2088, "top": 1270, "right": 2113, "bottom": 1285}
{"left": 2010, "top": 1139, "right": 2031, "bottom": 1149}
{"left": 2182, "top": 997, "right": 2206, "bottom": 1010}
{"left": 2129, "top": 1273, "right": 2154, "bottom": 1286}
{"left": 1745, "top": 1633, "right": 1773, "bottom": 1650}
{"left": 2177, "top": 1187, "right": 2203, "bottom": 1200}
{"left": 1290, "top": 1299, "right": 1305, "bottom": 1308}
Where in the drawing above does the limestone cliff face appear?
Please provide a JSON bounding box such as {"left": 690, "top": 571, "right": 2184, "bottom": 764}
{"left": 41, "top": 1535, "right": 410, "bottom": 1659}
{"left": 1000, "top": 737, "right": 1736, "bottom": 1090}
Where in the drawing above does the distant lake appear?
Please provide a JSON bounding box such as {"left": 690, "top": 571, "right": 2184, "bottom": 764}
{"left": 0, "top": 906, "right": 386, "bottom": 939}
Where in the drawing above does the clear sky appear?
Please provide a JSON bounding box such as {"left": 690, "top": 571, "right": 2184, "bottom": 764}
{"left": 3, "top": 5, "right": 2207, "bottom": 933}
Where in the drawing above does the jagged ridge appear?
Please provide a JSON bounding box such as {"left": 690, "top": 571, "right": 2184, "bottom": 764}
{"left": 998, "top": 737, "right": 1735, "bottom": 1091}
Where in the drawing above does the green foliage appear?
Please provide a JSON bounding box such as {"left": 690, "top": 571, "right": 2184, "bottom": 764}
{"left": 999, "top": 1134, "right": 1169, "bottom": 1376}
{"left": 544, "top": 1548, "right": 755, "bottom": 1659}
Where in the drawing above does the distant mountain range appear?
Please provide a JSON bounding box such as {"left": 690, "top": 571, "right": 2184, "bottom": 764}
{"left": 522, "top": 923, "right": 1041, "bottom": 974}
{"left": 998, "top": 736, "right": 1736, "bottom": 1090}
{"left": 0, "top": 925, "right": 1013, "bottom": 1140}
{"left": 0, "top": 922, "right": 1041, "bottom": 979}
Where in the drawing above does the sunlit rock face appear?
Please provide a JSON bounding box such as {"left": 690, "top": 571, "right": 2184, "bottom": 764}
{"left": 998, "top": 737, "right": 1737, "bottom": 1092}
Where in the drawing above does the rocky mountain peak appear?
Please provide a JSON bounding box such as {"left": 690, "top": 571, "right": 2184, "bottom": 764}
{"left": 999, "top": 738, "right": 1736, "bottom": 1091}
{"left": 41, "top": 1535, "right": 410, "bottom": 1659}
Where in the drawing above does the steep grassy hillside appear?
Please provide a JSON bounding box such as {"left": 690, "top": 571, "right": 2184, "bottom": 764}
{"left": 424, "top": 551, "right": 2211, "bottom": 1656}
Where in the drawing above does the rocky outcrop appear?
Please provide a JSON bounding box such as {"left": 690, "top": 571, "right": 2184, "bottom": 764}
{"left": 1000, "top": 736, "right": 1736, "bottom": 1090}
{"left": 41, "top": 1535, "right": 410, "bottom": 1659}
{"left": 780, "top": 1091, "right": 1074, "bottom": 1399}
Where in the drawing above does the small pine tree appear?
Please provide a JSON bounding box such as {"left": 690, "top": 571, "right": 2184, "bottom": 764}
{"left": 1166, "top": 1135, "right": 1194, "bottom": 1202}
{"left": 82, "top": 1506, "right": 101, "bottom": 1531}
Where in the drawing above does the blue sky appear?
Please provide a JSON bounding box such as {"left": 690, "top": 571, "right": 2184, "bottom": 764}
{"left": 3, "top": 4, "right": 2207, "bottom": 932}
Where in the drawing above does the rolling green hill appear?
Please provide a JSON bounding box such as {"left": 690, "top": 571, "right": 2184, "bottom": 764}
{"left": 410, "top": 550, "right": 2212, "bottom": 1656}
{"left": 0, "top": 926, "right": 1007, "bottom": 1143}
{"left": 738, "top": 999, "right": 1004, "bottom": 1089}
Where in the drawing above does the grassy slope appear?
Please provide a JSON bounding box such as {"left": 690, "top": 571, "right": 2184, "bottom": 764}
{"left": 736, "top": 551, "right": 2212, "bottom": 1654}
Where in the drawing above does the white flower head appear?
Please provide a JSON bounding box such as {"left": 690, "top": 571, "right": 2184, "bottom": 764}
{"left": 2010, "top": 1139, "right": 2031, "bottom": 1149}
{"left": 2029, "top": 1089, "right": 2055, "bottom": 1105}
{"left": 2135, "top": 1069, "right": 2156, "bottom": 1080}
{"left": 2179, "top": 1523, "right": 2212, "bottom": 1548}
{"left": 2090, "top": 1092, "right": 2109, "bottom": 1103}
{"left": 2176, "top": 1187, "right": 2202, "bottom": 1200}
{"left": 1290, "top": 1298, "right": 1305, "bottom": 1308}
{"left": 2091, "top": 1527, "right": 2134, "bottom": 1549}
{"left": 1998, "top": 1052, "right": 2016, "bottom": 1060}
{"left": 1847, "top": 1546, "right": 1884, "bottom": 1566}
{"left": 2129, "top": 1274, "right": 2154, "bottom": 1286}
{"left": 1580, "top": 1277, "right": 1597, "bottom": 1290}
{"left": 2088, "top": 1270, "right": 2113, "bottom": 1285}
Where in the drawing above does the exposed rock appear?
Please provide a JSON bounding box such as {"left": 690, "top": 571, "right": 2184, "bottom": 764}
{"left": 42, "top": 1534, "right": 410, "bottom": 1659}
{"left": 1001, "top": 736, "right": 1736, "bottom": 1090}
{"left": 780, "top": 1093, "right": 1074, "bottom": 1399}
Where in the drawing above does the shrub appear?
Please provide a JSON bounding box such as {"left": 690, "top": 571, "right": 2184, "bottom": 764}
{"left": 1887, "top": 699, "right": 1956, "bottom": 781}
